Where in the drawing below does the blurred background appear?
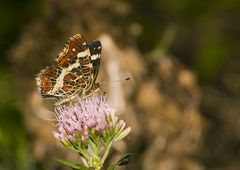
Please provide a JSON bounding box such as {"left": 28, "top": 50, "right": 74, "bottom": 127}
{"left": 0, "top": 0, "right": 240, "bottom": 169}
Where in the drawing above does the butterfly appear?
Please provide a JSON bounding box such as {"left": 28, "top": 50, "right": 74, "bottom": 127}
{"left": 35, "top": 34, "right": 101, "bottom": 105}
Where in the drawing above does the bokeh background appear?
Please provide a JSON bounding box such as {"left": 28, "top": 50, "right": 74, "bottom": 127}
{"left": 1, "top": 0, "right": 240, "bottom": 170}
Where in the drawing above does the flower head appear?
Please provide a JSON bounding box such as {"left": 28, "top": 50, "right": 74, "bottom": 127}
{"left": 53, "top": 93, "right": 131, "bottom": 169}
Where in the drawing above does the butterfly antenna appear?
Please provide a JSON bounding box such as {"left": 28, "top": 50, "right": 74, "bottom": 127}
{"left": 99, "top": 77, "right": 131, "bottom": 85}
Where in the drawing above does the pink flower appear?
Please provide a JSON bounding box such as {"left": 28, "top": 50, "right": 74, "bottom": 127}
{"left": 53, "top": 93, "right": 131, "bottom": 169}
{"left": 53, "top": 93, "right": 130, "bottom": 144}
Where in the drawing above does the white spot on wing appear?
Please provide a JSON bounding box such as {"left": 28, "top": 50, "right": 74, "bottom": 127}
{"left": 91, "top": 54, "right": 99, "bottom": 60}
{"left": 77, "top": 49, "right": 90, "bottom": 58}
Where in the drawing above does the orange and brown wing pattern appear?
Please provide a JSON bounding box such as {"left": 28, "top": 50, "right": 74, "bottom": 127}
{"left": 36, "top": 34, "right": 102, "bottom": 104}
{"left": 35, "top": 65, "right": 62, "bottom": 99}
{"left": 55, "top": 34, "right": 88, "bottom": 68}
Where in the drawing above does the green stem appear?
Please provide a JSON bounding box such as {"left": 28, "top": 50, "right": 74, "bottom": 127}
{"left": 68, "top": 140, "right": 90, "bottom": 160}
{"left": 76, "top": 146, "right": 91, "bottom": 160}
{"left": 100, "top": 141, "right": 112, "bottom": 165}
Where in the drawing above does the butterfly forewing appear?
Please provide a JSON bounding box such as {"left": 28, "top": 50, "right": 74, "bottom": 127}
{"left": 55, "top": 34, "right": 88, "bottom": 68}
{"left": 35, "top": 34, "right": 102, "bottom": 105}
{"left": 89, "top": 40, "right": 101, "bottom": 82}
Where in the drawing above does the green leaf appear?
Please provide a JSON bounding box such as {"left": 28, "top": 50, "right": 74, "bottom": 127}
{"left": 114, "top": 127, "right": 131, "bottom": 142}
{"left": 58, "top": 159, "right": 88, "bottom": 170}
{"left": 117, "top": 153, "right": 132, "bottom": 166}
{"left": 89, "top": 140, "right": 98, "bottom": 154}
{"left": 80, "top": 156, "right": 89, "bottom": 168}
{"left": 107, "top": 165, "right": 116, "bottom": 170}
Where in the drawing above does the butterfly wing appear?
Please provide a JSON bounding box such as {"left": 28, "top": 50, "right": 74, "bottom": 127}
{"left": 55, "top": 34, "right": 88, "bottom": 68}
{"left": 89, "top": 40, "right": 101, "bottom": 83}
{"left": 36, "top": 34, "right": 102, "bottom": 104}
{"left": 35, "top": 65, "right": 63, "bottom": 99}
